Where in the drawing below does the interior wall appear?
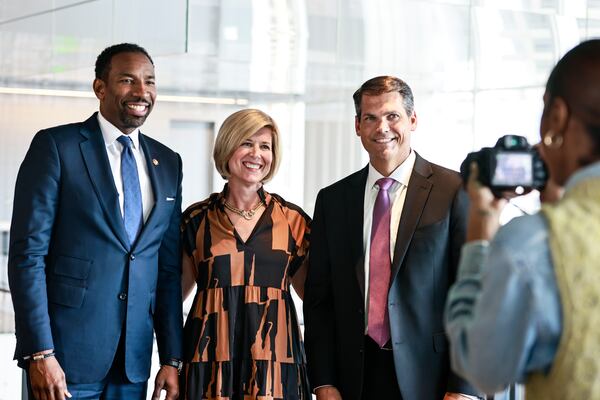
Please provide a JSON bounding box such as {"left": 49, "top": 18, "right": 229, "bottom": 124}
{"left": 0, "top": 93, "right": 306, "bottom": 223}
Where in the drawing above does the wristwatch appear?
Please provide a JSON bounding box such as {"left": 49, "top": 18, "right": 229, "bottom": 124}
{"left": 162, "top": 358, "right": 183, "bottom": 374}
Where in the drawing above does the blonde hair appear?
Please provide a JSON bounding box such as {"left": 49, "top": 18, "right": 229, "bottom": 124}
{"left": 213, "top": 109, "right": 281, "bottom": 182}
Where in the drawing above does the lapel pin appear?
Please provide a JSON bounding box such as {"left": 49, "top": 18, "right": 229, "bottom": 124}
{"left": 152, "top": 158, "right": 159, "bottom": 166}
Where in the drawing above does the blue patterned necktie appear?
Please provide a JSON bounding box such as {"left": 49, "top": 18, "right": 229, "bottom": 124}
{"left": 117, "top": 135, "right": 143, "bottom": 244}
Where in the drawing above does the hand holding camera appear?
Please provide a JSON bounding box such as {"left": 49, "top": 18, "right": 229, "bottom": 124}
{"left": 463, "top": 162, "right": 507, "bottom": 241}
{"left": 460, "top": 135, "right": 548, "bottom": 198}
{"left": 460, "top": 135, "right": 549, "bottom": 242}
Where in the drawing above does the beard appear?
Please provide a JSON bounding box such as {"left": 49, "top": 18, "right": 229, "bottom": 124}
{"left": 117, "top": 104, "right": 152, "bottom": 129}
{"left": 119, "top": 112, "right": 148, "bottom": 128}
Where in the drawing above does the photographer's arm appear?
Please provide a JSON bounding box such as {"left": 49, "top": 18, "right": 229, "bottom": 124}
{"left": 444, "top": 164, "right": 559, "bottom": 395}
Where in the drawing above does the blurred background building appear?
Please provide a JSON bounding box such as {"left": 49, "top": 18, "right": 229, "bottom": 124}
{"left": 1, "top": 0, "right": 599, "bottom": 398}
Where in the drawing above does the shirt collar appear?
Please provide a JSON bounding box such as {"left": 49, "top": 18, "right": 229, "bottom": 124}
{"left": 97, "top": 112, "right": 141, "bottom": 150}
{"left": 564, "top": 160, "right": 600, "bottom": 192}
{"left": 366, "top": 150, "right": 416, "bottom": 192}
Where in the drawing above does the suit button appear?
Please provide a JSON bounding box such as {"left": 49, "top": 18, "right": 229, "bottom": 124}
{"left": 118, "top": 293, "right": 127, "bottom": 301}
{"left": 358, "top": 308, "right": 363, "bottom": 314}
{"left": 130, "top": 254, "right": 135, "bottom": 261}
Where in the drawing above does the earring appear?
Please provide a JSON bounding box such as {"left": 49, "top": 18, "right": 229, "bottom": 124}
{"left": 542, "top": 130, "right": 563, "bottom": 149}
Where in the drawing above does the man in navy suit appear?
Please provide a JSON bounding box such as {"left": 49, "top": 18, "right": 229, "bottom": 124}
{"left": 304, "top": 76, "right": 480, "bottom": 400}
{"left": 9, "top": 43, "right": 183, "bottom": 400}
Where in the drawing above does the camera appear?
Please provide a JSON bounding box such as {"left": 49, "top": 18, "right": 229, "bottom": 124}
{"left": 460, "top": 135, "right": 547, "bottom": 197}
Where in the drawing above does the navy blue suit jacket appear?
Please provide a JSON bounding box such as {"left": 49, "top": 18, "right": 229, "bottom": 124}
{"left": 8, "top": 113, "right": 183, "bottom": 383}
{"left": 304, "top": 154, "right": 478, "bottom": 399}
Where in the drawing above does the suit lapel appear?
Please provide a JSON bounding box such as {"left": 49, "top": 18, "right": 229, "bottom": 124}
{"left": 390, "top": 154, "right": 433, "bottom": 280}
{"left": 348, "top": 166, "right": 368, "bottom": 300}
{"left": 79, "top": 113, "right": 130, "bottom": 250}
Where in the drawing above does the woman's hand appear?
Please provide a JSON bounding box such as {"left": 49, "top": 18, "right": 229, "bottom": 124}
{"left": 465, "top": 163, "right": 507, "bottom": 242}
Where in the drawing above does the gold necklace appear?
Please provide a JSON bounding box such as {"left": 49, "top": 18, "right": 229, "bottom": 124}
{"left": 224, "top": 199, "right": 264, "bottom": 220}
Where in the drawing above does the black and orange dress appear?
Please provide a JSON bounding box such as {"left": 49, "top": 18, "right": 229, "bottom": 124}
{"left": 179, "top": 185, "right": 311, "bottom": 400}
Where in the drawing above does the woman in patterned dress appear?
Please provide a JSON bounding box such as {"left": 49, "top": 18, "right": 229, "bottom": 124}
{"left": 179, "top": 109, "right": 311, "bottom": 400}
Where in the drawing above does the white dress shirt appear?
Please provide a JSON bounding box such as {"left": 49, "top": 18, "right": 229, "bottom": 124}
{"left": 97, "top": 112, "right": 154, "bottom": 223}
{"left": 362, "top": 150, "right": 416, "bottom": 326}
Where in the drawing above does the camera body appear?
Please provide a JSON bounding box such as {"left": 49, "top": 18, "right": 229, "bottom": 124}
{"left": 460, "top": 135, "right": 547, "bottom": 196}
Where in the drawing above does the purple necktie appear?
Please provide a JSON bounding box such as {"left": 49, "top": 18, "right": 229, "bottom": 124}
{"left": 368, "top": 177, "right": 395, "bottom": 348}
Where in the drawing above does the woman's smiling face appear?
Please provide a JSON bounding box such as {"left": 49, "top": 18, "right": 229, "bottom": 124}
{"left": 227, "top": 127, "right": 273, "bottom": 187}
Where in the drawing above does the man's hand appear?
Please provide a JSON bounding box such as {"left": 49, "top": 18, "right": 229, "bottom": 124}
{"left": 152, "top": 365, "right": 179, "bottom": 400}
{"left": 315, "top": 386, "right": 343, "bottom": 400}
{"left": 28, "top": 355, "right": 71, "bottom": 400}
{"left": 444, "top": 393, "right": 480, "bottom": 400}
{"left": 465, "top": 162, "right": 507, "bottom": 242}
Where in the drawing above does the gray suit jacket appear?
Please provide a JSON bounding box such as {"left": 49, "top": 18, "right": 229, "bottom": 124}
{"left": 304, "top": 153, "right": 478, "bottom": 399}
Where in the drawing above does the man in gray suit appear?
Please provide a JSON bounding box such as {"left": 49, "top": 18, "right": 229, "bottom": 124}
{"left": 304, "top": 76, "right": 480, "bottom": 400}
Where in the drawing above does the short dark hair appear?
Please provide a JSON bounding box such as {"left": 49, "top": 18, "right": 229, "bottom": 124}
{"left": 353, "top": 76, "right": 415, "bottom": 118}
{"left": 546, "top": 39, "right": 600, "bottom": 156}
{"left": 94, "top": 43, "right": 153, "bottom": 81}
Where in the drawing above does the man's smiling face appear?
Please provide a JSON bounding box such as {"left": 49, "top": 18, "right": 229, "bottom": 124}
{"left": 355, "top": 91, "right": 417, "bottom": 176}
{"left": 94, "top": 51, "right": 156, "bottom": 134}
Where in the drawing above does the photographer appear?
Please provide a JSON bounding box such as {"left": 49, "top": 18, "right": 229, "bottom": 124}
{"left": 444, "top": 39, "right": 600, "bottom": 400}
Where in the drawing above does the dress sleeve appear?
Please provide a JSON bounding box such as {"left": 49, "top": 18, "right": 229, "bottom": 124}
{"left": 288, "top": 209, "right": 311, "bottom": 278}
{"left": 180, "top": 205, "right": 205, "bottom": 259}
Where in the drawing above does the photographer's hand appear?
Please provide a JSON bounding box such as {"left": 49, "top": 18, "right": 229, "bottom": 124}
{"left": 466, "top": 162, "right": 507, "bottom": 242}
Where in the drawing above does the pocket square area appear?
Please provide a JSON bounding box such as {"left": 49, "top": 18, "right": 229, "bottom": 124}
{"left": 166, "top": 197, "right": 176, "bottom": 201}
